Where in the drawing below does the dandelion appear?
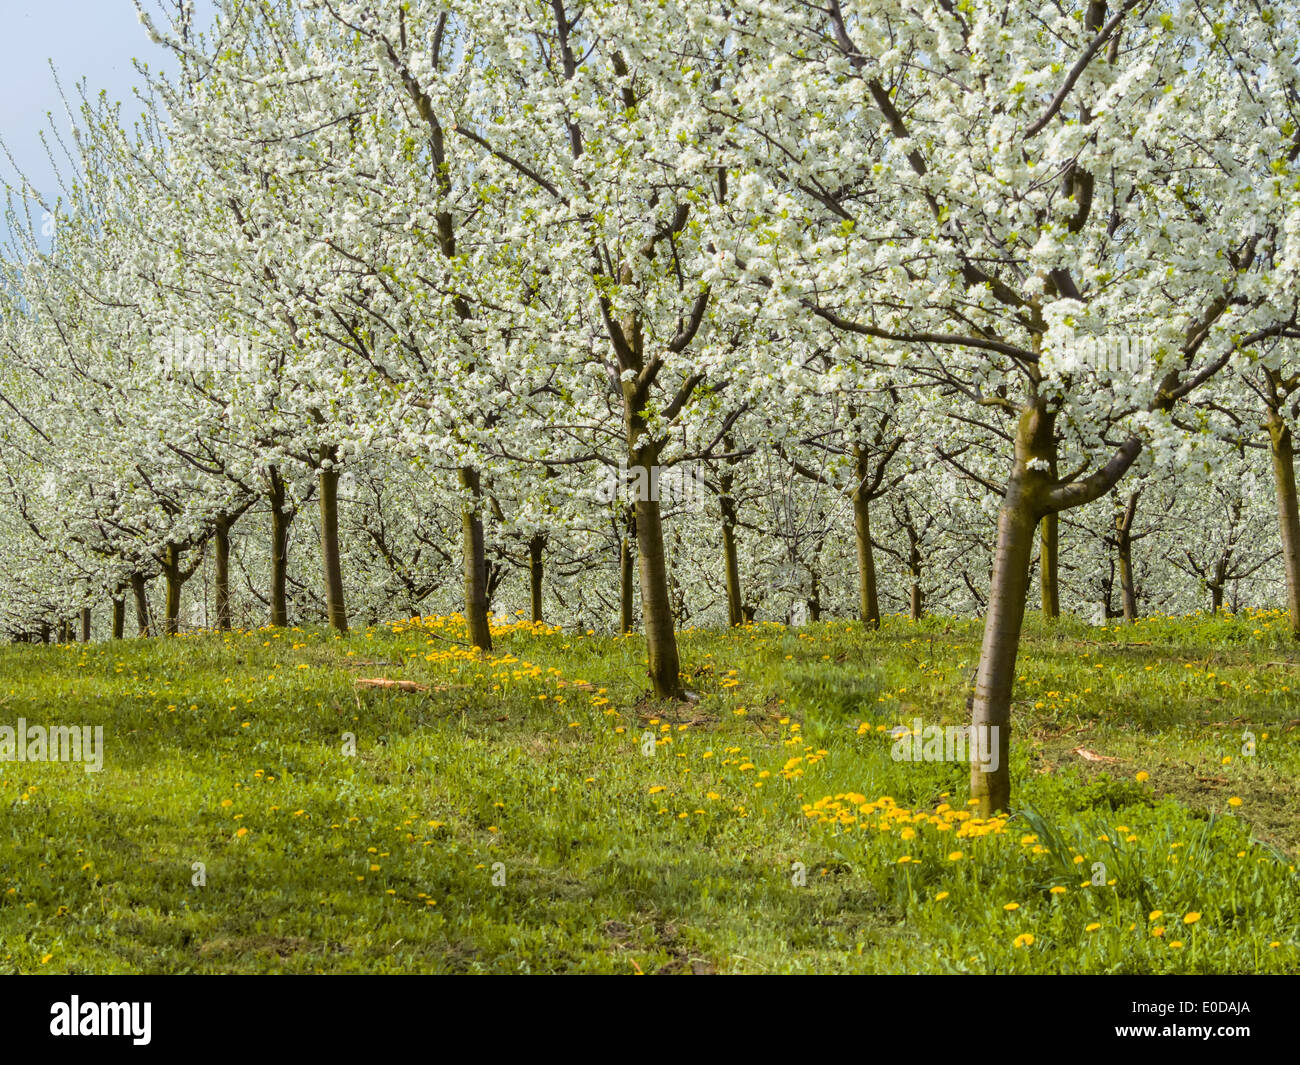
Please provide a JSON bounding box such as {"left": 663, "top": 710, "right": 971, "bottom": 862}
{"left": 1183, "top": 912, "right": 1201, "bottom": 925}
{"left": 934, "top": 892, "right": 949, "bottom": 901}
{"left": 1136, "top": 771, "right": 1149, "bottom": 782}
{"left": 1227, "top": 797, "right": 1242, "bottom": 807}
{"left": 1013, "top": 933, "right": 1035, "bottom": 948}
{"left": 1085, "top": 923, "right": 1101, "bottom": 932}
{"left": 1003, "top": 902, "right": 1020, "bottom": 911}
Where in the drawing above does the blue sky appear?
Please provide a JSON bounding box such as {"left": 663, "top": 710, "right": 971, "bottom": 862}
{"left": 1, "top": 1, "right": 214, "bottom": 230}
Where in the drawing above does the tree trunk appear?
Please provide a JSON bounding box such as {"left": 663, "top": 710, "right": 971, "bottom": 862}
{"left": 631, "top": 439, "right": 683, "bottom": 699}
{"left": 970, "top": 404, "right": 1056, "bottom": 816}
{"left": 613, "top": 300, "right": 685, "bottom": 699}
{"left": 163, "top": 544, "right": 184, "bottom": 635}
{"left": 1039, "top": 513, "right": 1060, "bottom": 619}
{"left": 80, "top": 607, "right": 91, "bottom": 643}
{"left": 528, "top": 533, "right": 545, "bottom": 623}
{"left": 808, "top": 569, "right": 821, "bottom": 622}
{"left": 111, "top": 598, "right": 125, "bottom": 640}
{"left": 909, "top": 544, "right": 924, "bottom": 622}
{"left": 214, "top": 517, "right": 232, "bottom": 631}
{"left": 269, "top": 467, "right": 291, "bottom": 627}
{"left": 852, "top": 447, "right": 880, "bottom": 628}
{"left": 719, "top": 463, "right": 744, "bottom": 627}
{"left": 319, "top": 454, "right": 348, "bottom": 633}
{"left": 131, "top": 573, "right": 152, "bottom": 637}
{"left": 720, "top": 510, "right": 743, "bottom": 628}
{"left": 1268, "top": 410, "right": 1300, "bottom": 638}
{"left": 1116, "top": 492, "right": 1140, "bottom": 624}
{"left": 459, "top": 466, "right": 493, "bottom": 651}
{"left": 619, "top": 507, "right": 636, "bottom": 635}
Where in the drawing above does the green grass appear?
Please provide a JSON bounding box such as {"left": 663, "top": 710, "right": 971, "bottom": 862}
{"left": 1, "top": 608, "right": 1297, "bottom": 973}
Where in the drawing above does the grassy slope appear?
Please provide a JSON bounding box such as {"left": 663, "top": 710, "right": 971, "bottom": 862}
{"left": 1, "top": 610, "right": 1297, "bottom": 974}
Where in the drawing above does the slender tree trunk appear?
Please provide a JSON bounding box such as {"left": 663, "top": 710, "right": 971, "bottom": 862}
{"left": 111, "top": 598, "right": 125, "bottom": 640}
{"left": 58, "top": 619, "right": 71, "bottom": 643}
{"left": 459, "top": 466, "right": 492, "bottom": 651}
{"left": 1116, "top": 540, "right": 1137, "bottom": 622}
{"left": 971, "top": 404, "right": 1056, "bottom": 816}
{"left": 269, "top": 468, "right": 291, "bottom": 627}
{"left": 80, "top": 607, "right": 90, "bottom": 643}
{"left": 214, "top": 517, "right": 232, "bottom": 631}
{"left": 131, "top": 574, "right": 152, "bottom": 637}
{"left": 971, "top": 497, "right": 1036, "bottom": 816}
{"left": 909, "top": 543, "right": 924, "bottom": 622}
{"left": 852, "top": 447, "right": 880, "bottom": 628}
{"left": 808, "top": 569, "right": 822, "bottom": 622}
{"left": 719, "top": 454, "right": 744, "bottom": 627}
{"left": 1039, "top": 512, "right": 1060, "bottom": 619}
{"left": 1267, "top": 410, "right": 1300, "bottom": 638}
{"left": 613, "top": 301, "right": 685, "bottom": 699}
{"left": 720, "top": 498, "right": 743, "bottom": 627}
{"left": 163, "top": 544, "right": 183, "bottom": 636}
{"left": 1116, "top": 491, "right": 1140, "bottom": 624}
{"left": 619, "top": 507, "right": 636, "bottom": 634}
{"left": 319, "top": 453, "right": 348, "bottom": 633}
{"left": 39, "top": 622, "right": 50, "bottom": 644}
{"left": 631, "top": 438, "right": 683, "bottom": 699}
{"left": 528, "top": 533, "right": 545, "bottom": 623}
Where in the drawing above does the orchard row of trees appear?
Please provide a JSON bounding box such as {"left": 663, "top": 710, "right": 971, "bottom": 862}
{"left": 3, "top": 0, "right": 1300, "bottom": 812}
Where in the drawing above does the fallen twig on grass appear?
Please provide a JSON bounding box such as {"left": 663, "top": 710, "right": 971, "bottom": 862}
{"left": 355, "top": 677, "right": 429, "bottom": 693}
{"left": 1071, "top": 746, "right": 1121, "bottom": 763}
